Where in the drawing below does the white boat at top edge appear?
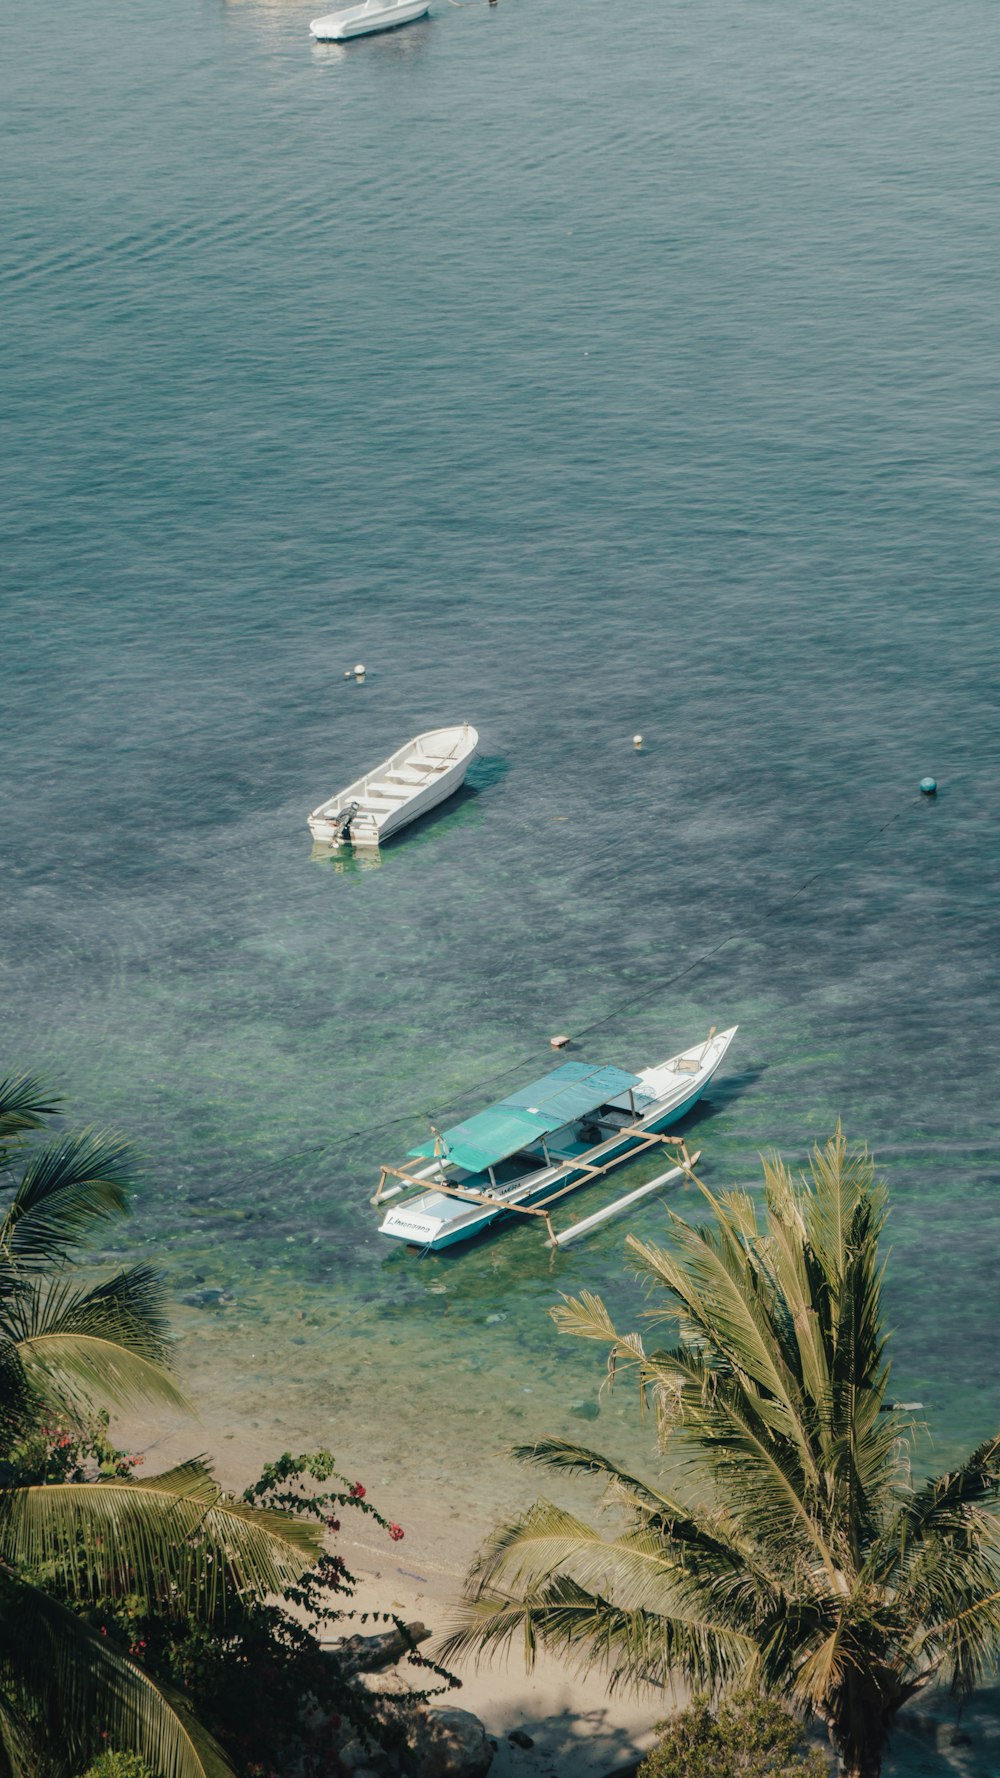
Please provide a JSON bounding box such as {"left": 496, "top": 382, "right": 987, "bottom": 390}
{"left": 308, "top": 723, "right": 477, "bottom": 848}
{"left": 373, "top": 1026, "right": 738, "bottom": 1252}
{"left": 310, "top": 0, "right": 429, "bottom": 40}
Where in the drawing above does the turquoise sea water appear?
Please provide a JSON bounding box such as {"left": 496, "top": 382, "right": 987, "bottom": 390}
{"left": 4, "top": 0, "right": 1000, "bottom": 1564}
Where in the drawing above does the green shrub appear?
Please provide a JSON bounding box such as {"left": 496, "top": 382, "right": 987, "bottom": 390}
{"left": 79, "top": 1753, "right": 156, "bottom": 1778}
{"left": 57, "top": 1450, "right": 456, "bottom": 1778}
{"left": 638, "top": 1694, "right": 830, "bottom": 1778}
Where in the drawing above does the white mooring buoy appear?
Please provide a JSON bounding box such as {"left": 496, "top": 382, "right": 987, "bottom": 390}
{"left": 632, "top": 734, "right": 643, "bottom": 749}
{"left": 354, "top": 663, "right": 366, "bottom": 680}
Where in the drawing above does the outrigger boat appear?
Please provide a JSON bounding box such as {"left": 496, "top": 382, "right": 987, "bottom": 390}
{"left": 373, "top": 1026, "right": 737, "bottom": 1251}
{"left": 308, "top": 724, "right": 478, "bottom": 849}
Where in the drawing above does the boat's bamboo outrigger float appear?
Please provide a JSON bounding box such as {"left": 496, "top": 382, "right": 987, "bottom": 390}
{"left": 372, "top": 1026, "right": 737, "bottom": 1252}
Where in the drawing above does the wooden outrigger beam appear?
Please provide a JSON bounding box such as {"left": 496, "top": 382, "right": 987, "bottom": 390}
{"left": 548, "top": 1147, "right": 701, "bottom": 1247}
{"left": 525, "top": 1130, "right": 689, "bottom": 1218}
{"left": 372, "top": 1164, "right": 439, "bottom": 1204}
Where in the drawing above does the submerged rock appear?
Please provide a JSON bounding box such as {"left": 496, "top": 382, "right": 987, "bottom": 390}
{"left": 179, "top": 1287, "right": 234, "bottom": 1308}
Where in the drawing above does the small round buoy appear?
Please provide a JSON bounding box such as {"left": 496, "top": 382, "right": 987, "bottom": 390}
{"left": 919, "top": 777, "right": 937, "bottom": 796}
{"left": 632, "top": 734, "right": 643, "bottom": 749}
{"left": 354, "top": 663, "right": 366, "bottom": 679}
{"left": 343, "top": 671, "right": 352, "bottom": 680}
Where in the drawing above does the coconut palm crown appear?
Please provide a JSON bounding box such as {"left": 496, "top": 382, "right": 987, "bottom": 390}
{"left": 444, "top": 1129, "right": 1000, "bottom": 1778}
{"left": 0, "top": 1074, "right": 322, "bottom": 1778}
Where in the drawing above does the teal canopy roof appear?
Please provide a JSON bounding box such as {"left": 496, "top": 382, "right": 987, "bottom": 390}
{"left": 501, "top": 1062, "right": 640, "bottom": 1122}
{"left": 408, "top": 1061, "right": 640, "bottom": 1176}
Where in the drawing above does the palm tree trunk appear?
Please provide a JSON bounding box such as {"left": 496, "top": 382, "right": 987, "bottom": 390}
{"left": 841, "top": 1758, "right": 882, "bottom": 1778}
{"left": 831, "top": 1691, "right": 889, "bottom": 1778}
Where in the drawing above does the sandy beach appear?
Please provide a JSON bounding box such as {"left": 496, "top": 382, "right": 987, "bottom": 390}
{"left": 115, "top": 1392, "right": 999, "bottom": 1778}
{"left": 115, "top": 1398, "right": 666, "bottom": 1777}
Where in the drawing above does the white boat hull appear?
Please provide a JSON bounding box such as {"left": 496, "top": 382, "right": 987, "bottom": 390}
{"left": 308, "top": 723, "right": 477, "bottom": 849}
{"left": 310, "top": 0, "right": 429, "bottom": 39}
{"left": 377, "top": 1027, "right": 738, "bottom": 1252}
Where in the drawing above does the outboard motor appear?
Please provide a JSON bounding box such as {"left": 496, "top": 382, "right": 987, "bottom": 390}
{"left": 332, "top": 800, "right": 360, "bottom": 843}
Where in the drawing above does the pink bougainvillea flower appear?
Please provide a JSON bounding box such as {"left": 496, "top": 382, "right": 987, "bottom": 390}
{"left": 349, "top": 1482, "right": 366, "bottom": 1499}
{"left": 389, "top": 1523, "right": 404, "bottom": 1542}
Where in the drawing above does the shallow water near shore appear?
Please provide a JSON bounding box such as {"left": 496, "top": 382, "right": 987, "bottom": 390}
{"left": 4, "top": 0, "right": 1000, "bottom": 1696}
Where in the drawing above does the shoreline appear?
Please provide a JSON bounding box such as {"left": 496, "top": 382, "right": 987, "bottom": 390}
{"left": 113, "top": 1403, "right": 667, "bottom": 1778}
{"left": 114, "top": 1400, "right": 1000, "bottom": 1778}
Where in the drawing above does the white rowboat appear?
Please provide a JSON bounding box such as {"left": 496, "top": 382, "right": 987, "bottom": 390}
{"left": 373, "top": 1026, "right": 738, "bottom": 1251}
{"left": 310, "top": 0, "right": 429, "bottom": 40}
{"left": 308, "top": 723, "right": 478, "bottom": 849}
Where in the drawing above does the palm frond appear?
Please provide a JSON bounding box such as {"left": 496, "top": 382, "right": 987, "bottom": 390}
{"left": 12, "top": 1330, "right": 190, "bottom": 1415}
{"left": 509, "top": 1439, "right": 783, "bottom": 1596}
{"left": 466, "top": 1496, "right": 779, "bottom": 1645}
{"left": 549, "top": 1293, "right": 649, "bottom": 1393}
{"left": 899, "top": 1434, "right": 1000, "bottom": 1544}
{"left": 627, "top": 1212, "right": 815, "bottom": 1478}
{"left": 1, "top": 1460, "right": 322, "bottom": 1612}
{"left": 0, "top": 1342, "right": 38, "bottom": 1448}
{"left": 0, "top": 1682, "right": 35, "bottom": 1778}
{"left": 511, "top": 1436, "right": 677, "bottom": 1496}
{"left": 0, "top": 1076, "right": 60, "bottom": 1151}
{"left": 5, "top": 1267, "right": 190, "bottom": 1415}
{"left": 4, "top": 1266, "right": 173, "bottom": 1359}
{"left": 618, "top": 1336, "right": 839, "bottom": 1582}
{"left": 863, "top": 1432, "right": 1000, "bottom": 1601}
{"left": 803, "top": 1127, "right": 887, "bottom": 1295}
{"left": 0, "top": 1131, "right": 137, "bottom": 1268}
{"left": 440, "top": 1573, "right": 754, "bottom": 1693}
{"left": 0, "top": 1569, "right": 233, "bottom": 1778}
{"left": 904, "top": 1585, "right": 1000, "bottom": 1697}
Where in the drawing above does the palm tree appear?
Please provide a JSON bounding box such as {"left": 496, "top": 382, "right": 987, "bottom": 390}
{"left": 443, "top": 1129, "right": 1000, "bottom": 1778}
{"left": 0, "top": 1074, "right": 322, "bottom": 1778}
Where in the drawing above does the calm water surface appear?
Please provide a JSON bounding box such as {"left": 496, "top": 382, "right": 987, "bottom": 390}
{"left": 4, "top": 0, "right": 1000, "bottom": 1582}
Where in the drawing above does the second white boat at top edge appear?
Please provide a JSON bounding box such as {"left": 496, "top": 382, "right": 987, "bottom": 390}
{"left": 310, "top": 0, "right": 429, "bottom": 40}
